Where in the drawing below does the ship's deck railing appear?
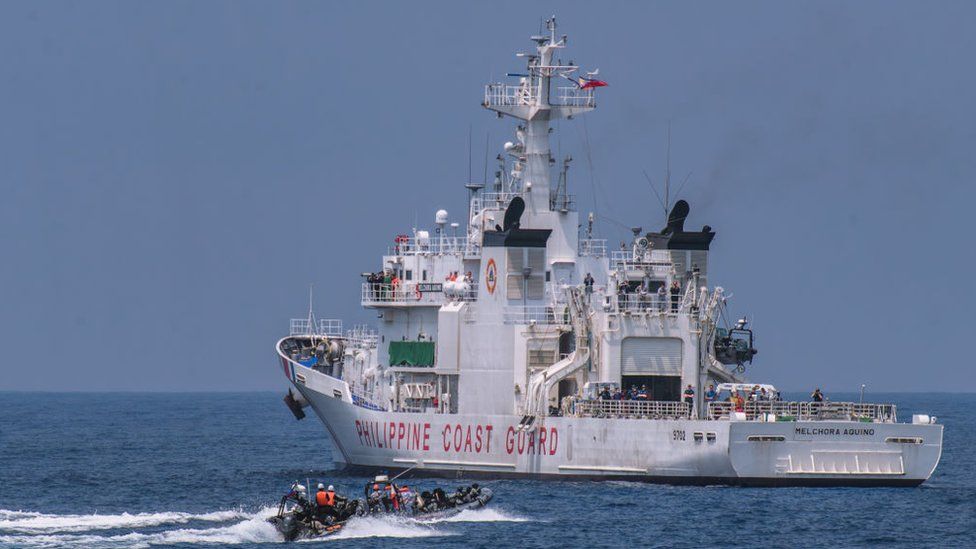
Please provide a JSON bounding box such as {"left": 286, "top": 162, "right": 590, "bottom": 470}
{"left": 388, "top": 236, "right": 480, "bottom": 257}
{"left": 578, "top": 239, "right": 607, "bottom": 257}
{"left": 342, "top": 380, "right": 386, "bottom": 411}
{"left": 484, "top": 84, "right": 595, "bottom": 109}
{"left": 362, "top": 283, "right": 478, "bottom": 306}
{"left": 345, "top": 324, "right": 378, "bottom": 348}
{"left": 470, "top": 192, "right": 522, "bottom": 215}
{"left": 707, "top": 401, "right": 898, "bottom": 423}
{"left": 502, "top": 305, "right": 569, "bottom": 325}
{"left": 615, "top": 293, "right": 675, "bottom": 313}
{"left": 351, "top": 391, "right": 386, "bottom": 411}
{"left": 570, "top": 399, "right": 691, "bottom": 420}
{"left": 484, "top": 83, "right": 540, "bottom": 107}
{"left": 555, "top": 86, "right": 596, "bottom": 108}
{"left": 289, "top": 318, "right": 343, "bottom": 337}
{"left": 610, "top": 251, "right": 674, "bottom": 274}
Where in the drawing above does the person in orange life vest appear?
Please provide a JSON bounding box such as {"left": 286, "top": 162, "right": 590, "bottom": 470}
{"left": 386, "top": 483, "right": 400, "bottom": 511}
{"left": 315, "top": 484, "right": 338, "bottom": 521}
{"left": 397, "top": 485, "right": 415, "bottom": 509}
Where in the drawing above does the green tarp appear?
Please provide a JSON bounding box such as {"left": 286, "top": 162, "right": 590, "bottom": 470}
{"left": 388, "top": 341, "right": 435, "bottom": 367}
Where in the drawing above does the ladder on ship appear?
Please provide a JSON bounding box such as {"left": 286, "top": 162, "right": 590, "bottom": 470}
{"left": 519, "top": 286, "right": 591, "bottom": 430}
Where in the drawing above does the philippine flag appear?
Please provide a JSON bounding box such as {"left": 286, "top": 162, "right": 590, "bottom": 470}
{"left": 577, "top": 76, "right": 608, "bottom": 90}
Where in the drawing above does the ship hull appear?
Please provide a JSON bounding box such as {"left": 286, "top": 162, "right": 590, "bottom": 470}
{"left": 293, "top": 375, "right": 942, "bottom": 487}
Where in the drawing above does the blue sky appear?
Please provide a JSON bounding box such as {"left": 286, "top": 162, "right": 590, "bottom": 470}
{"left": 1, "top": 1, "right": 973, "bottom": 391}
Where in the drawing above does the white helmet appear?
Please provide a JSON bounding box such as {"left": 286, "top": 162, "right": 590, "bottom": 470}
{"left": 295, "top": 484, "right": 306, "bottom": 493}
{"left": 317, "top": 483, "right": 325, "bottom": 490}
{"left": 328, "top": 485, "right": 334, "bottom": 491}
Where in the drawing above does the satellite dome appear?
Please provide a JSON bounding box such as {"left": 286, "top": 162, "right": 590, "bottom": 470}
{"left": 435, "top": 209, "right": 449, "bottom": 225}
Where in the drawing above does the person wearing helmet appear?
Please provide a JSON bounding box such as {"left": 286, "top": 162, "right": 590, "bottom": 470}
{"left": 366, "top": 483, "right": 383, "bottom": 512}
{"left": 282, "top": 483, "right": 313, "bottom": 522}
{"left": 293, "top": 484, "right": 308, "bottom": 506}
{"left": 384, "top": 482, "right": 400, "bottom": 512}
{"left": 315, "top": 483, "right": 338, "bottom": 522}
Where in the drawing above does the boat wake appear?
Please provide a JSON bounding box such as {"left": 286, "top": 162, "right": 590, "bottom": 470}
{"left": 314, "top": 515, "right": 451, "bottom": 541}
{"left": 0, "top": 507, "right": 280, "bottom": 548}
{"left": 0, "top": 508, "right": 253, "bottom": 534}
{"left": 418, "top": 508, "right": 532, "bottom": 523}
{"left": 0, "top": 505, "right": 522, "bottom": 546}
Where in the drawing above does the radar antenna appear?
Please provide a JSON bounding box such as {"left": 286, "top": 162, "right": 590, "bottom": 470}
{"left": 306, "top": 283, "right": 317, "bottom": 337}
{"left": 482, "top": 17, "right": 601, "bottom": 208}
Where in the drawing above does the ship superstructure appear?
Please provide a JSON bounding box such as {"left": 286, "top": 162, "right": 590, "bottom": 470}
{"left": 276, "top": 18, "right": 942, "bottom": 485}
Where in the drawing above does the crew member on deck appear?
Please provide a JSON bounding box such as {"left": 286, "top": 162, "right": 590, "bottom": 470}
{"left": 811, "top": 388, "right": 825, "bottom": 402}
{"left": 730, "top": 391, "right": 745, "bottom": 412}
{"left": 670, "top": 280, "right": 681, "bottom": 312}
{"left": 683, "top": 385, "right": 695, "bottom": 408}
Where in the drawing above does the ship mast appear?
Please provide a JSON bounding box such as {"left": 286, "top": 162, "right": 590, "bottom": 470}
{"left": 482, "top": 16, "right": 596, "bottom": 212}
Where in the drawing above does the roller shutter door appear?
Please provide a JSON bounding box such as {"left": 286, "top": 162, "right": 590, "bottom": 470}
{"left": 620, "top": 337, "right": 682, "bottom": 375}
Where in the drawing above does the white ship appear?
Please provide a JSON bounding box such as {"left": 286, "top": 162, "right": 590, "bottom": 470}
{"left": 276, "top": 18, "right": 942, "bottom": 486}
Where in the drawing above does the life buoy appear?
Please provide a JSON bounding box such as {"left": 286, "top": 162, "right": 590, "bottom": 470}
{"left": 415, "top": 285, "right": 422, "bottom": 301}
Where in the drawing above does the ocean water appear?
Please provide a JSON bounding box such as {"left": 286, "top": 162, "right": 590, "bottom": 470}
{"left": 0, "top": 392, "right": 972, "bottom": 548}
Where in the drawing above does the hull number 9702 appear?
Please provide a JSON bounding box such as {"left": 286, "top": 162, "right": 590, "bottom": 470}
{"left": 672, "top": 429, "right": 686, "bottom": 442}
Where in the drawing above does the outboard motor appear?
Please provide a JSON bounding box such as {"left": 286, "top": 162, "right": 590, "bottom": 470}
{"left": 284, "top": 388, "right": 309, "bottom": 420}
{"left": 277, "top": 514, "right": 300, "bottom": 541}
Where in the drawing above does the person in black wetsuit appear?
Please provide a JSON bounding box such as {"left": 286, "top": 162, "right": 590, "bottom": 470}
{"left": 432, "top": 488, "right": 449, "bottom": 509}
{"left": 282, "top": 484, "right": 314, "bottom": 522}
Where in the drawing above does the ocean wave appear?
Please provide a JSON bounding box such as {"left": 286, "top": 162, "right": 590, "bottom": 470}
{"left": 0, "top": 507, "right": 460, "bottom": 547}
{"left": 0, "top": 508, "right": 281, "bottom": 548}
{"left": 0, "top": 508, "right": 254, "bottom": 534}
